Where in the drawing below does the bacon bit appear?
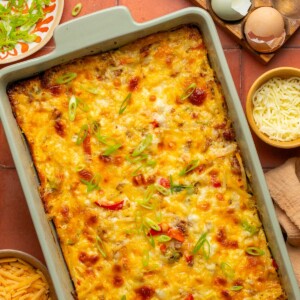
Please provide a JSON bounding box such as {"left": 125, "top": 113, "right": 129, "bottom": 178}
{"left": 214, "top": 277, "right": 227, "bottom": 286}
{"left": 49, "top": 85, "right": 62, "bottom": 96}
{"left": 216, "top": 193, "right": 224, "bottom": 201}
{"left": 198, "top": 201, "right": 211, "bottom": 211}
{"left": 214, "top": 122, "right": 226, "bottom": 129}
{"left": 210, "top": 171, "right": 221, "bottom": 188}
{"left": 149, "top": 95, "right": 156, "bottom": 102}
{"left": 113, "top": 264, "right": 122, "bottom": 273}
{"left": 140, "top": 44, "right": 151, "bottom": 57}
{"left": 146, "top": 175, "right": 156, "bottom": 185}
{"left": 78, "top": 169, "right": 93, "bottom": 181}
{"left": 216, "top": 228, "right": 238, "bottom": 249}
{"left": 247, "top": 256, "right": 262, "bottom": 268}
{"left": 167, "top": 228, "right": 185, "bottom": 243}
{"left": 135, "top": 286, "right": 155, "bottom": 300}
{"left": 189, "top": 87, "right": 207, "bottom": 106}
{"left": 272, "top": 259, "right": 279, "bottom": 270}
{"left": 159, "top": 177, "right": 170, "bottom": 188}
{"left": 221, "top": 290, "right": 232, "bottom": 299}
{"left": 83, "top": 131, "right": 92, "bottom": 156}
{"left": 184, "top": 294, "right": 194, "bottom": 300}
{"left": 95, "top": 200, "right": 124, "bottom": 211}
{"left": 99, "top": 155, "right": 112, "bottom": 163}
{"left": 113, "top": 275, "right": 124, "bottom": 287}
{"left": 185, "top": 254, "right": 194, "bottom": 266}
{"left": 78, "top": 252, "right": 99, "bottom": 266}
{"left": 132, "top": 174, "right": 146, "bottom": 186}
{"left": 60, "top": 206, "right": 69, "bottom": 218}
{"left": 192, "top": 112, "right": 199, "bottom": 119}
{"left": 231, "top": 156, "right": 242, "bottom": 175}
{"left": 151, "top": 120, "right": 160, "bottom": 128}
{"left": 128, "top": 76, "right": 139, "bottom": 91}
{"left": 160, "top": 244, "right": 167, "bottom": 254}
{"left": 223, "top": 128, "right": 235, "bottom": 141}
{"left": 113, "top": 156, "right": 124, "bottom": 166}
{"left": 54, "top": 119, "right": 65, "bottom": 137}
{"left": 86, "top": 215, "right": 98, "bottom": 226}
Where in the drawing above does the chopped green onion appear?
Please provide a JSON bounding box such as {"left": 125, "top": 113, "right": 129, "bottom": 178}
{"left": 103, "top": 143, "right": 122, "bottom": 156}
{"left": 96, "top": 235, "right": 107, "bottom": 258}
{"left": 80, "top": 174, "right": 100, "bottom": 193}
{"left": 169, "top": 175, "right": 193, "bottom": 194}
{"left": 56, "top": 72, "right": 77, "bottom": 84}
{"left": 241, "top": 220, "right": 258, "bottom": 236}
{"left": 144, "top": 217, "right": 160, "bottom": 231}
{"left": 76, "top": 98, "right": 90, "bottom": 112}
{"left": 230, "top": 286, "right": 243, "bottom": 291}
{"left": 119, "top": 93, "right": 132, "bottom": 114}
{"left": 72, "top": 3, "right": 82, "bottom": 17}
{"left": 192, "top": 233, "right": 208, "bottom": 255}
{"left": 137, "top": 185, "right": 156, "bottom": 209}
{"left": 121, "top": 296, "right": 126, "bottom": 300}
{"left": 142, "top": 225, "right": 155, "bottom": 247}
{"left": 179, "top": 159, "right": 199, "bottom": 176}
{"left": 155, "top": 185, "right": 170, "bottom": 196}
{"left": 245, "top": 247, "right": 265, "bottom": 256}
{"left": 76, "top": 124, "right": 89, "bottom": 145}
{"left": 126, "top": 153, "right": 148, "bottom": 163}
{"left": 156, "top": 235, "right": 171, "bottom": 243}
{"left": 202, "top": 239, "right": 210, "bottom": 260}
{"left": 142, "top": 250, "right": 150, "bottom": 267}
{"left": 146, "top": 159, "right": 157, "bottom": 167}
{"left": 132, "top": 165, "right": 143, "bottom": 177}
{"left": 180, "top": 83, "right": 197, "bottom": 100}
{"left": 220, "top": 262, "right": 235, "bottom": 279}
{"left": 68, "top": 95, "right": 77, "bottom": 121}
{"left": 132, "top": 134, "right": 153, "bottom": 157}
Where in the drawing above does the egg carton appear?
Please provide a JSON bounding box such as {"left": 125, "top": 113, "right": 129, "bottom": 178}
{"left": 190, "top": 0, "right": 300, "bottom": 64}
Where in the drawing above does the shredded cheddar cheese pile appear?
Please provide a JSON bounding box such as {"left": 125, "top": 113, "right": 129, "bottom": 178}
{"left": 8, "top": 26, "right": 286, "bottom": 300}
{"left": 0, "top": 258, "right": 51, "bottom": 300}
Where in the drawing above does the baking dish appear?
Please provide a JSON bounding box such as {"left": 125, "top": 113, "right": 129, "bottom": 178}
{"left": 0, "top": 6, "right": 299, "bottom": 299}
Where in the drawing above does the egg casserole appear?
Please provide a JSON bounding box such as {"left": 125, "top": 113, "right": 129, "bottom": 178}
{"left": 8, "top": 26, "right": 286, "bottom": 300}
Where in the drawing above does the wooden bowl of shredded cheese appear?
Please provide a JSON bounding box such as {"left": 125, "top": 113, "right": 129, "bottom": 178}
{"left": 0, "top": 249, "right": 57, "bottom": 300}
{"left": 246, "top": 67, "right": 300, "bottom": 148}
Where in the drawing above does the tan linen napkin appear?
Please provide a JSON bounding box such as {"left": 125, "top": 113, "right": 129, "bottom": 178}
{"left": 265, "top": 157, "right": 300, "bottom": 285}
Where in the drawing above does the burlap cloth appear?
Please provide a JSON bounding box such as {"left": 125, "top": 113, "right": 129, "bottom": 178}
{"left": 265, "top": 157, "right": 300, "bottom": 285}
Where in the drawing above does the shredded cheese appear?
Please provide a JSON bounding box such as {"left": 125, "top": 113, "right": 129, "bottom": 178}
{"left": 252, "top": 77, "right": 300, "bottom": 141}
{"left": 0, "top": 258, "right": 51, "bottom": 300}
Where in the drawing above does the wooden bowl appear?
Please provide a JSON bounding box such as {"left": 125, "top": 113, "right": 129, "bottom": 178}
{"left": 246, "top": 67, "right": 300, "bottom": 149}
{"left": 0, "top": 249, "right": 57, "bottom": 299}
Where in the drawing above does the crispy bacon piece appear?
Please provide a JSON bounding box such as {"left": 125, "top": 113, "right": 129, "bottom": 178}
{"left": 216, "top": 227, "right": 238, "bottom": 249}
{"left": 214, "top": 277, "right": 227, "bottom": 286}
{"left": 113, "top": 275, "right": 124, "bottom": 287}
{"left": 78, "top": 169, "right": 93, "bottom": 181}
{"left": 189, "top": 87, "right": 207, "bottom": 105}
{"left": 159, "top": 177, "right": 170, "bottom": 188}
{"left": 151, "top": 120, "right": 159, "bottom": 128}
{"left": 49, "top": 85, "right": 62, "bottom": 96}
{"left": 135, "top": 286, "right": 155, "bottom": 300}
{"left": 78, "top": 252, "right": 99, "bottom": 267}
{"left": 54, "top": 119, "right": 65, "bottom": 137}
{"left": 128, "top": 76, "right": 139, "bottom": 91}
{"left": 184, "top": 295, "right": 194, "bottom": 300}
{"left": 83, "top": 131, "right": 92, "bottom": 156}
{"left": 223, "top": 128, "right": 235, "bottom": 141}
{"left": 132, "top": 174, "right": 146, "bottom": 186}
{"left": 221, "top": 290, "right": 232, "bottom": 299}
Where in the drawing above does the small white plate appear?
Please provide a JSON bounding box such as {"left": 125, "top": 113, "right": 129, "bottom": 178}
{"left": 0, "top": 0, "right": 64, "bottom": 65}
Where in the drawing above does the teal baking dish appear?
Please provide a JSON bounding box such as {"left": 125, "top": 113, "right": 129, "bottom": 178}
{"left": 0, "top": 6, "right": 299, "bottom": 299}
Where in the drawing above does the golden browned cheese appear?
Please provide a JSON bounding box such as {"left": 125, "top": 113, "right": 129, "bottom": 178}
{"left": 8, "top": 26, "right": 286, "bottom": 300}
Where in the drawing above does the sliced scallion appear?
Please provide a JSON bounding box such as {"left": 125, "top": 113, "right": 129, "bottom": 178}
{"left": 180, "top": 83, "right": 197, "bottom": 100}
{"left": 119, "top": 93, "right": 132, "bottom": 114}
{"left": 68, "top": 95, "right": 77, "bottom": 121}
{"left": 245, "top": 247, "right": 265, "bottom": 256}
{"left": 142, "top": 250, "right": 150, "bottom": 267}
{"left": 76, "top": 124, "right": 89, "bottom": 145}
{"left": 230, "top": 286, "right": 243, "bottom": 291}
{"left": 144, "top": 217, "right": 160, "bottom": 231}
{"left": 179, "top": 159, "right": 199, "bottom": 176}
{"left": 80, "top": 174, "right": 100, "bottom": 193}
{"left": 121, "top": 296, "right": 126, "bottom": 300}
{"left": 102, "top": 143, "right": 122, "bottom": 156}
{"left": 155, "top": 184, "right": 170, "bottom": 196}
{"left": 72, "top": 3, "right": 82, "bottom": 17}
{"left": 241, "top": 220, "right": 258, "bottom": 236}
{"left": 220, "top": 262, "right": 235, "bottom": 279}
{"left": 96, "top": 235, "right": 107, "bottom": 258}
{"left": 169, "top": 175, "right": 193, "bottom": 194}
{"left": 56, "top": 72, "right": 77, "bottom": 84}
{"left": 156, "top": 235, "right": 171, "bottom": 243}
{"left": 132, "top": 134, "right": 153, "bottom": 157}
{"left": 192, "top": 232, "right": 208, "bottom": 255}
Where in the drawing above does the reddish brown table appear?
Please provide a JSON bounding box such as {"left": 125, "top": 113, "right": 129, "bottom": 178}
{"left": 1, "top": 0, "right": 300, "bottom": 264}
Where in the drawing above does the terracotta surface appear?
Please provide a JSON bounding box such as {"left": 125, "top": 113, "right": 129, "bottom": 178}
{"left": 0, "top": 0, "right": 300, "bottom": 266}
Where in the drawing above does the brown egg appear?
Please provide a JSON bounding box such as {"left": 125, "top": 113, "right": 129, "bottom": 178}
{"left": 244, "top": 7, "right": 286, "bottom": 53}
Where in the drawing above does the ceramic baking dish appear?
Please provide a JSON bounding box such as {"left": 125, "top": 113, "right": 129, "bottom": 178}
{"left": 0, "top": 6, "right": 299, "bottom": 300}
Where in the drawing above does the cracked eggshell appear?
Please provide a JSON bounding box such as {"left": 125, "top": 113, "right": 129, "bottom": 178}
{"left": 211, "top": 0, "right": 251, "bottom": 21}
{"left": 244, "top": 7, "right": 286, "bottom": 53}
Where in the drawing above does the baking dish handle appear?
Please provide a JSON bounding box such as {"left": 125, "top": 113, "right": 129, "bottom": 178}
{"left": 53, "top": 6, "right": 138, "bottom": 55}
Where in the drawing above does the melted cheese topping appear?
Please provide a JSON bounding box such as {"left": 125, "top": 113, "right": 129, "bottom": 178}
{"left": 252, "top": 76, "right": 300, "bottom": 142}
{"left": 8, "top": 26, "right": 286, "bottom": 300}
